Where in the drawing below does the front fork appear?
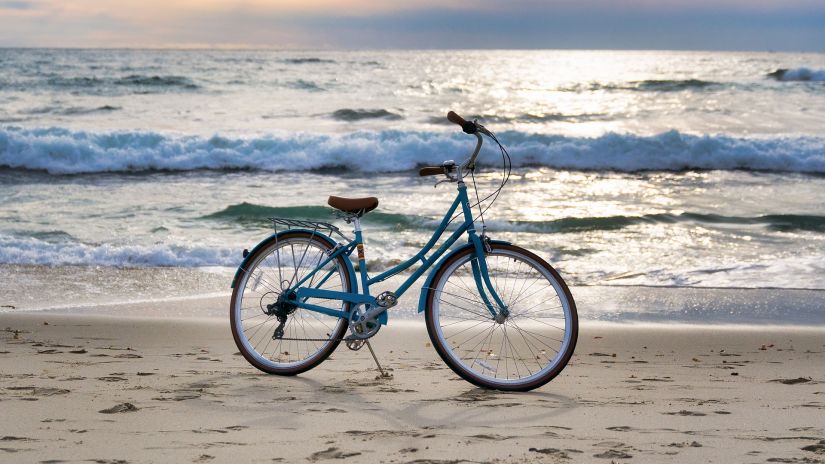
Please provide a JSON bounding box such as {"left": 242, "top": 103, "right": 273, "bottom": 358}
{"left": 469, "top": 233, "right": 509, "bottom": 320}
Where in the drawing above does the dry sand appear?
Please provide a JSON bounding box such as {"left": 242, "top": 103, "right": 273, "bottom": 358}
{"left": 1, "top": 311, "right": 824, "bottom": 463}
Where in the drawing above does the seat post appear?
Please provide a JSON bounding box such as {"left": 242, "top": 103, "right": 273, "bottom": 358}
{"left": 352, "top": 216, "right": 369, "bottom": 295}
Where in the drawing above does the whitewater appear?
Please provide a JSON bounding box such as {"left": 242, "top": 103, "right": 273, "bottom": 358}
{"left": 1, "top": 48, "right": 824, "bottom": 323}
{"left": 2, "top": 127, "right": 825, "bottom": 174}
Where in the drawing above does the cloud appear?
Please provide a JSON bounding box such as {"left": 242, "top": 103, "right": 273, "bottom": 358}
{"left": 0, "top": 0, "right": 34, "bottom": 9}
{"left": 0, "top": 0, "right": 823, "bottom": 50}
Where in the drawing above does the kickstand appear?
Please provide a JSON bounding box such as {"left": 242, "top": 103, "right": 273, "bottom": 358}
{"left": 365, "top": 340, "right": 392, "bottom": 378}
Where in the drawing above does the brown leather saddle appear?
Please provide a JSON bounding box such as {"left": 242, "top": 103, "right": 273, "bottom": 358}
{"left": 327, "top": 196, "right": 379, "bottom": 217}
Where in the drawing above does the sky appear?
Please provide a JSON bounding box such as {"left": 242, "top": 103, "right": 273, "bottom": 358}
{"left": 0, "top": 0, "right": 823, "bottom": 51}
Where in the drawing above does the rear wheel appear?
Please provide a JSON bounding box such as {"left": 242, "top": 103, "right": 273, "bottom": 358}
{"left": 425, "top": 244, "right": 578, "bottom": 391}
{"left": 230, "top": 231, "right": 351, "bottom": 375}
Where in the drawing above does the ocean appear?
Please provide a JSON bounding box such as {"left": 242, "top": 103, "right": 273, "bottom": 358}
{"left": 1, "top": 48, "right": 823, "bottom": 324}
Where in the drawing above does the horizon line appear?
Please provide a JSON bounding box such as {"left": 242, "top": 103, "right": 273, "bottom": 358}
{"left": 1, "top": 45, "right": 823, "bottom": 54}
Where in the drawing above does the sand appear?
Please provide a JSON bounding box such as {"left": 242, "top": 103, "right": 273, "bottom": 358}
{"left": 1, "top": 311, "right": 824, "bottom": 463}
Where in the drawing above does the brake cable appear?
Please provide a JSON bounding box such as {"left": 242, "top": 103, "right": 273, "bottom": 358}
{"left": 448, "top": 125, "right": 513, "bottom": 228}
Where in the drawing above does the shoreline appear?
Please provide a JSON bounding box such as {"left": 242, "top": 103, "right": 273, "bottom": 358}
{"left": 2, "top": 311, "right": 824, "bottom": 463}
{"left": 4, "top": 270, "right": 824, "bottom": 325}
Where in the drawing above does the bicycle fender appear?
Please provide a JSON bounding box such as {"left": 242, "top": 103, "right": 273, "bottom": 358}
{"left": 417, "top": 239, "right": 511, "bottom": 313}
{"left": 230, "top": 229, "right": 358, "bottom": 294}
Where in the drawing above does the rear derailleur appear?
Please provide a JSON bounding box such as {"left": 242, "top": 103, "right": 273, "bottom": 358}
{"left": 264, "top": 291, "right": 297, "bottom": 340}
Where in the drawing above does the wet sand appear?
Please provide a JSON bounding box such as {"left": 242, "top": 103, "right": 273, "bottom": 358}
{"left": 1, "top": 312, "right": 824, "bottom": 463}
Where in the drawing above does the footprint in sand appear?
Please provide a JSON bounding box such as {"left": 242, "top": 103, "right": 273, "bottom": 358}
{"left": 529, "top": 447, "right": 570, "bottom": 459}
{"left": 470, "top": 433, "right": 516, "bottom": 441}
{"left": 308, "top": 447, "right": 361, "bottom": 461}
{"left": 7, "top": 386, "right": 70, "bottom": 398}
{"left": 594, "top": 449, "right": 633, "bottom": 459}
{"left": 606, "top": 426, "right": 637, "bottom": 432}
{"left": 667, "top": 441, "right": 702, "bottom": 448}
{"left": 36, "top": 349, "right": 62, "bottom": 354}
{"left": 0, "top": 436, "right": 36, "bottom": 443}
{"left": 801, "top": 440, "right": 825, "bottom": 453}
{"left": 152, "top": 394, "right": 201, "bottom": 401}
{"left": 664, "top": 410, "right": 706, "bottom": 416}
{"left": 98, "top": 402, "right": 139, "bottom": 414}
{"left": 770, "top": 377, "right": 813, "bottom": 385}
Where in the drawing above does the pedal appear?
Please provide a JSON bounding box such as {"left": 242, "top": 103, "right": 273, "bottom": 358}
{"left": 375, "top": 291, "right": 397, "bottom": 308}
{"left": 345, "top": 337, "right": 366, "bottom": 351}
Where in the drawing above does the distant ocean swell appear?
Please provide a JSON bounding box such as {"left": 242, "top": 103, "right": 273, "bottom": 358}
{"left": 767, "top": 68, "right": 825, "bottom": 82}
{"left": 0, "top": 74, "right": 201, "bottom": 94}
{"left": 4, "top": 67, "right": 821, "bottom": 95}
{"left": 203, "top": 203, "right": 825, "bottom": 234}
{"left": 2, "top": 127, "right": 824, "bottom": 174}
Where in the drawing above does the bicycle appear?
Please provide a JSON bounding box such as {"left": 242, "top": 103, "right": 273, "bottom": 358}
{"left": 230, "top": 111, "right": 578, "bottom": 391}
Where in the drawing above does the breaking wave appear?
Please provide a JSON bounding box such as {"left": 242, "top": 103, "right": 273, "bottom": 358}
{"left": 1, "top": 127, "right": 824, "bottom": 174}
{"left": 0, "top": 234, "right": 236, "bottom": 267}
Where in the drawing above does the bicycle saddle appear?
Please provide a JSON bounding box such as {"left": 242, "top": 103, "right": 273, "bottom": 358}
{"left": 327, "top": 196, "right": 379, "bottom": 216}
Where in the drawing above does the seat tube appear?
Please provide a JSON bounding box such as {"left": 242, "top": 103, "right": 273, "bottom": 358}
{"left": 353, "top": 217, "right": 370, "bottom": 296}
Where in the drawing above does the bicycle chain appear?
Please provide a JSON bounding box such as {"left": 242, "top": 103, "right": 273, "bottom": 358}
{"left": 271, "top": 337, "right": 347, "bottom": 342}
{"left": 272, "top": 336, "right": 372, "bottom": 350}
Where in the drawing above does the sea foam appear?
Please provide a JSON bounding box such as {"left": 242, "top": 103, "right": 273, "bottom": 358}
{"left": 1, "top": 127, "right": 824, "bottom": 174}
{"left": 0, "top": 234, "right": 236, "bottom": 267}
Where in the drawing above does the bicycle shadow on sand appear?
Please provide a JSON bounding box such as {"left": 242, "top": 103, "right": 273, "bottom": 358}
{"left": 286, "top": 371, "right": 576, "bottom": 430}
{"left": 209, "top": 363, "right": 576, "bottom": 432}
{"left": 398, "top": 387, "right": 576, "bottom": 429}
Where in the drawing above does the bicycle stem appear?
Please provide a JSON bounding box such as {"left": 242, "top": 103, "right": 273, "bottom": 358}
{"left": 461, "top": 131, "right": 484, "bottom": 174}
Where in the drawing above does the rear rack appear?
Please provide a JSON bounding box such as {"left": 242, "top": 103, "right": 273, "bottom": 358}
{"left": 269, "top": 217, "right": 352, "bottom": 242}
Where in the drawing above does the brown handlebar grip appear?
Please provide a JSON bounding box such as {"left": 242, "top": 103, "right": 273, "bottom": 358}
{"left": 447, "top": 111, "right": 466, "bottom": 127}
{"left": 419, "top": 166, "right": 444, "bottom": 177}
{"left": 447, "top": 111, "right": 477, "bottom": 134}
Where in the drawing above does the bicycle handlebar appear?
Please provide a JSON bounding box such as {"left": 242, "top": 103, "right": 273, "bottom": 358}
{"left": 444, "top": 111, "right": 486, "bottom": 174}
{"left": 447, "top": 111, "right": 477, "bottom": 135}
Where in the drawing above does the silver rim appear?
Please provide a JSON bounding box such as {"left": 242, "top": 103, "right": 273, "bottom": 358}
{"left": 232, "top": 236, "right": 348, "bottom": 370}
{"left": 431, "top": 248, "right": 574, "bottom": 387}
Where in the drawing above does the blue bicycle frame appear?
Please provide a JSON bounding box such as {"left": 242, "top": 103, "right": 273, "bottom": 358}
{"left": 285, "top": 180, "right": 509, "bottom": 323}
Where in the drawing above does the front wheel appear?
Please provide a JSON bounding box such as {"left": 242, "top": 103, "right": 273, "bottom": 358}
{"left": 425, "top": 244, "right": 578, "bottom": 391}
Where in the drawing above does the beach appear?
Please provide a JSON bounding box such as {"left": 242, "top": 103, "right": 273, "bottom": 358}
{"left": 2, "top": 308, "right": 823, "bottom": 463}
{"left": 2, "top": 47, "right": 825, "bottom": 463}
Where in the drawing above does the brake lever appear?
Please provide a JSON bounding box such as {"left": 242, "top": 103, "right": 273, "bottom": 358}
{"left": 432, "top": 160, "right": 457, "bottom": 187}
{"left": 434, "top": 173, "right": 457, "bottom": 188}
